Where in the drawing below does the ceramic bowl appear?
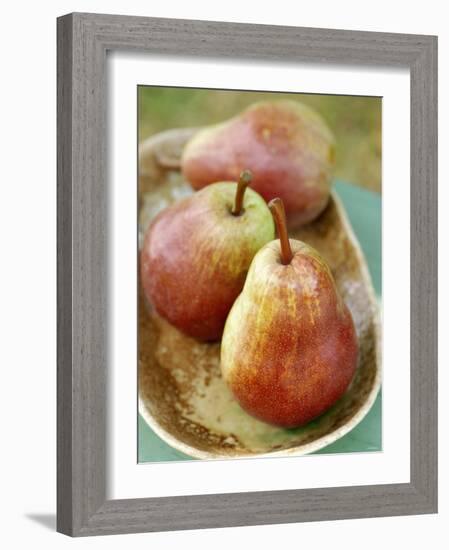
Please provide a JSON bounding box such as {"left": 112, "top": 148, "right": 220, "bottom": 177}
{"left": 138, "top": 129, "right": 381, "bottom": 459}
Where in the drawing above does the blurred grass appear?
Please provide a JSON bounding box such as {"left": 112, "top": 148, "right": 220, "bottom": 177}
{"left": 138, "top": 87, "right": 381, "bottom": 193}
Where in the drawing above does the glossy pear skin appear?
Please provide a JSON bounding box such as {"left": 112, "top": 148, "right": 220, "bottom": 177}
{"left": 140, "top": 182, "right": 275, "bottom": 341}
{"left": 221, "top": 240, "right": 358, "bottom": 427}
{"left": 181, "top": 101, "right": 336, "bottom": 228}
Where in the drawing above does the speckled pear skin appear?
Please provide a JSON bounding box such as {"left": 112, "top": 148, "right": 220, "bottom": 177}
{"left": 181, "top": 101, "right": 336, "bottom": 228}
{"left": 140, "top": 182, "right": 274, "bottom": 341}
{"left": 221, "top": 240, "right": 358, "bottom": 428}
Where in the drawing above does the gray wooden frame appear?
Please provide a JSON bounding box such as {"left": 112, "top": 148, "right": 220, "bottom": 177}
{"left": 57, "top": 12, "right": 438, "bottom": 537}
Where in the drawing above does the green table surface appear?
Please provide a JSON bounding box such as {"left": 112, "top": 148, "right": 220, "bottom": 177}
{"left": 139, "top": 180, "right": 382, "bottom": 462}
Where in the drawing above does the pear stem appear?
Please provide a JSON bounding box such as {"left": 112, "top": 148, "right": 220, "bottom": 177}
{"left": 268, "top": 198, "right": 293, "bottom": 265}
{"left": 232, "top": 170, "right": 252, "bottom": 215}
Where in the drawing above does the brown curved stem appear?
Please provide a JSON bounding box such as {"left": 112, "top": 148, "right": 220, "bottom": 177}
{"left": 232, "top": 170, "right": 252, "bottom": 215}
{"left": 269, "top": 198, "right": 293, "bottom": 265}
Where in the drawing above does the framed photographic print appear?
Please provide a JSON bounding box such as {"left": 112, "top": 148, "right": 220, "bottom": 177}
{"left": 57, "top": 12, "right": 437, "bottom": 536}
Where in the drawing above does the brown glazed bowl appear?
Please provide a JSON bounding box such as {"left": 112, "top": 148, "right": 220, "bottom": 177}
{"left": 138, "top": 129, "right": 381, "bottom": 460}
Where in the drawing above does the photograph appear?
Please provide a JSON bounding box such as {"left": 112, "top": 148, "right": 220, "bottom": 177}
{"left": 137, "top": 87, "right": 382, "bottom": 463}
{"left": 1, "top": 1, "right": 440, "bottom": 543}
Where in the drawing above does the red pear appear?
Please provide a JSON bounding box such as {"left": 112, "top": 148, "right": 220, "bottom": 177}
{"left": 140, "top": 172, "right": 275, "bottom": 341}
{"left": 181, "top": 100, "right": 336, "bottom": 228}
{"left": 221, "top": 198, "right": 358, "bottom": 427}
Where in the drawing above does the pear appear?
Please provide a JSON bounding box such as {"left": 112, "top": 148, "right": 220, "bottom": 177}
{"left": 140, "top": 171, "right": 275, "bottom": 341}
{"left": 181, "top": 100, "right": 336, "bottom": 228}
{"left": 221, "top": 198, "right": 358, "bottom": 427}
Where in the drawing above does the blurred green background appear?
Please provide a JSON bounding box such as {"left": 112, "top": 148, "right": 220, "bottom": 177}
{"left": 138, "top": 87, "right": 382, "bottom": 193}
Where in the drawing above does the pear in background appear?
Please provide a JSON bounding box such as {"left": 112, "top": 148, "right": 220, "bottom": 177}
{"left": 182, "top": 100, "right": 336, "bottom": 228}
